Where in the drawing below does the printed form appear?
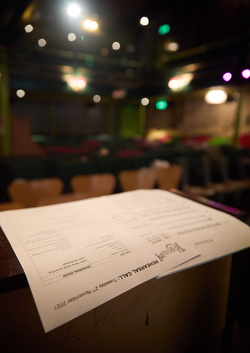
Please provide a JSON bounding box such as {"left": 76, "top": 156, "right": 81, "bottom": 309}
{"left": 0, "top": 189, "right": 250, "bottom": 332}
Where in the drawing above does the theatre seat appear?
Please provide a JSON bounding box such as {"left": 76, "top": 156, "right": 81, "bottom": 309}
{"left": 7, "top": 178, "right": 64, "bottom": 208}
{"left": 70, "top": 173, "right": 116, "bottom": 196}
{"left": 37, "top": 191, "right": 99, "bottom": 206}
{"left": 118, "top": 168, "right": 157, "bottom": 191}
{"left": 155, "top": 164, "right": 183, "bottom": 190}
{"left": 0, "top": 201, "right": 24, "bottom": 211}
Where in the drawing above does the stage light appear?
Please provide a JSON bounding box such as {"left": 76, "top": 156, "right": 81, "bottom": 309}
{"left": 156, "top": 100, "right": 167, "bottom": 110}
{"left": 68, "top": 76, "right": 87, "bottom": 91}
{"left": 242, "top": 69, "right": 250, "bottom": 79}
{"left": 222, "top": 72, "right": 232, "bottom": 82}
{"left": 112, "top": 89, "right": 126, "bottom": 99}
{"left": 25, "top": 24, "right": 33, "bottom": 33}
{"left": 93, "top": 95, "right": 101, "bottom": 103}
{"left": 204, "top": 90, "right": 227, "bottom": 104}
{"left": 38, "top": 38, "right": 46, "bottom": 47}
{"left": 84, "top": 19, "right": 98, "bottom": 31}
{"left": 168, "top": 74, "right": 193, "bottom": 91}
{"left": 67, "top": 4, "right": 81, "bottom": 17}
{"left": 112, "top": 42, "right": 120, "bottom": 50}
{"left": 141, "top": 98, "right": 149, "bottom": 106}
{"left": 140, "top": 17, "right": 149, "bottom": 26}
{"left": 158, "top": 24, "right": 170, "bottom": 35}
{"left": 68, "top": 33, "right": 76, "bottom": 41}
{"left": 16, "top": 89, "right": 25, "bottom": 98}
{"left": 164, "top": 42, "right": 179, "bottom": 51}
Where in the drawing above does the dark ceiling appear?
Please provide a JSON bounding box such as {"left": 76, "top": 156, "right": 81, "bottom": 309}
{"left": 1, "top": 0, "right": 250, "bottom": 99}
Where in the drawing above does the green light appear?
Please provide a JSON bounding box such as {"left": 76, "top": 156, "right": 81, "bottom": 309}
{"left": 158, "top": 24, "right": 170, "bottom": 35}
{"left": 156, "top": 100, "right": 168, "bottom": 110}
{"left": 85, "top": 54, "right": 94, "bottom": 68}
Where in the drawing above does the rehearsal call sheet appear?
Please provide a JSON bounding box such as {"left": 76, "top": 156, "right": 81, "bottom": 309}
{"left": 0, "top": 189, "right": 250, "bottom": 332}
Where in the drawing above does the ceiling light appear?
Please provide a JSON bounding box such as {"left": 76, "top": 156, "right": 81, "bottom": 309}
{"left": 93, "top": 95, "right": 101, "bottom": 103}
{"left": 67, "top": 4, "right": 81, "bottom": 17}
{"left": 141, "top": 98, "right": 149, "bottom": 106}
{"left": 25, "top": 24, "right": 33, "bottom": 33}
{"left": 156, "top": 100, "right": 167, "bottom": 110}
{"left": 38, "top": 38, "right": 46, "bottom": 47}
{"left": 222, "top": 72, "right": 232, "bottom": 82}
{"left": 68, "top": 33, "right": 76, "bottom": 41}
{"left": 16, "top": 89, "right": 25, "bottom": 98}
{"left": 164, "top": 42, "right": 179, "bottom": 51}
{"left": 204, "top": 90, "right": 227, "bottom": 104}
{"left": 68, "top": 76, "right": 87, "bottom": 91}
{"left": 112, "top": 42, "right": 120, "bottom": 50}
{"left": 242, "top": 69, "right": 250, "bottom": 79}
{"left": 158, "top": 24, "right": 170, "bottom": 35}
{"left": 83, "top": 19, "right": 98, "bottom": 31}
{"left": 140, "top": 17, "right": 149, "bottom": 26}
{"left": 168, "top": 74, "right": 193, "bottom": 91}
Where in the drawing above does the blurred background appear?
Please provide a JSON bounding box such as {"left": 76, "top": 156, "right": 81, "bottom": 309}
{"left": 1, "top": 0, "right": 250, "bottom": 211}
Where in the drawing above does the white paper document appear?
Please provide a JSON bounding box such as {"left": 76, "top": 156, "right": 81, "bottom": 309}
{"left": 0, "top": 189, "right": 250, "bottom": 332}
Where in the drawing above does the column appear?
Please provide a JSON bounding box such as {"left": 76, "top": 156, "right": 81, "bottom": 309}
{"left": 0, "top": 49, "right": 11, "bottom": 155}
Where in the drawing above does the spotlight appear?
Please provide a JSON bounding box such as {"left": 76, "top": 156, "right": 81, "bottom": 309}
{"left": 67, "top": 4, "right": 81, "bottom": 17}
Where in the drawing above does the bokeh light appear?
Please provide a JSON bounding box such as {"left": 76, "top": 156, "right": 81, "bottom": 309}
{"left": 242, "top": 69, "right": 250, "bottom": 79}
{"left": 156, "top": 100, "right": 167, "bottom": 110}
{"left": 204, "top": 90, "right": 227, "bottom": 104}
{"left": 164, "top": 42, "right": 179, "bottom": 51}
{"left": 112, "top": 42, "right": 120, "bottom": 50}
{"left": 101, "top": 48, "right": 109, "bottom": 56}
{"left": 38, "top": 38, "right": 46, "bottom": 47}
{"left": 141, "top": 97, "right": 149, "bottom": 106}
{"left": 158, "top": 24, "right": 170, "bottom": 35}
{"left": 67, "top": 4, "right": 81, "bottom": 17}
{"left": 68, "top": 76, "right": 87, "bottom": 91}
{"left": 93, "top": 95, "right": 101, "bottom": 103}
{"left": 16, "top": 89, "right": 25, "bottom": 98}
{"left": 168, "top": 74, "right": 193, "bottom": 91}
{"left": 68, "top": 33, "right": 76, "bottom": 41}
{"left": 84, "top": 19, "right": 98, "bottom": 30}
{"left": 140, "top": 17, "right": 149, "bottom": 26}
{"left": 112, "top": 89, "right": 126, "bottom": 99}
{"left": 25, "top": 24, "right": 33, "bottom": 33}
{"left": 222, "top": 72, "right": 232, "bottom": 82}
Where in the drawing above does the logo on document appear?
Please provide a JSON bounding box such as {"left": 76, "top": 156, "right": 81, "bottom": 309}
{"left": 155, "top": 243, "right": 186, "bottom": 262}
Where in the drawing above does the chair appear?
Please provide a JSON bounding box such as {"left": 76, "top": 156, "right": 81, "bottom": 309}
{"left": 206, "top": 146, "right": 250, "bottom": 205}
{"left": 0, "top": 201, "right": 24, "bottom": 211}
{"left": 70, "top": 173, "right": 116, "bottom": 196}
{"left": 155, "top": 164, "right": 183, "bottom": 190}
{"left": 181, "top": 155, "right": 217, "bottom": 198}
{"left": 118, "top": 168, "right": 157, "bottom": 191}
{"left": 37, "top": 191, "right": 99, "bottom": 206}
{"left": 7, "top": 178, "right": 63, "bottom": 208}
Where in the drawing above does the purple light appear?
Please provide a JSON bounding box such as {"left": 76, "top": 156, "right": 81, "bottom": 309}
{"left": 242, "top": 69, "right": 250, "bottom": 79}
{"left": 222, "top": 72, "right": 232, "bottom": 82}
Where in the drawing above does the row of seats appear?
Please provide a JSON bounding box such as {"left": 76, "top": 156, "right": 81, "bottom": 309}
{"left": 1, "top": 165, "right": 183, "bottom": 210}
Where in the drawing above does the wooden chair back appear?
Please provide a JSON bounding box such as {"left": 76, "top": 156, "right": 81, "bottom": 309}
{"left": 0, "top": 201, "right": 24, "bottom": 211}
{"left": 7, "top": 178, "right": 63, "bottom": 208}
{"left": 156, "top": 164, "right": 183, "bottom": 190}
{"left": 118, "top": 168, "right": 157, "bottom": 192}
{"left": 37, "top": 191, "right": 99, "bottom": 206}
{"left": 70, "top": 173, "right": 116, "bottom": 196}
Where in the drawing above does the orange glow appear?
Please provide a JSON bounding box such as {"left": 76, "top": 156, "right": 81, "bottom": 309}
{"left": 68, "top": 76, "right": 87, "bottom": 91}
{"left": 83, "top": 19, "right": 99, "bottom": 31}
{"left": 101, "top": 48, "right": 109, "bottom": 56}
{"left": 168, "top": 74, "right": 193, "bottom": 91}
